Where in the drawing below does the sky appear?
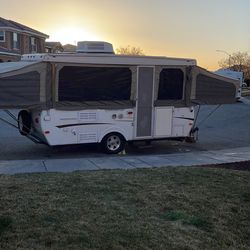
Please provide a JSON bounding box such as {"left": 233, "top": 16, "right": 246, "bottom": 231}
{"left": 1, "top": 0, "right": 250, "bottom": 70}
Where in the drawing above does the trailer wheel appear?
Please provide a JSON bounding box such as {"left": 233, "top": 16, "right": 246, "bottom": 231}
{"left": 101, "top": 133, "right": 125, "bottom": 154}
{"left": 18, "top": 110, "right": 32, "bottom": 136}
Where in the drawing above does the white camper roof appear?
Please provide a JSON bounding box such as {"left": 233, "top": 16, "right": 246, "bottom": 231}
{"left": 0, "top": 61, "right": 40, "bottom": 74}
{"left": 21, "top": 53, "right": 197, "bottom": 66}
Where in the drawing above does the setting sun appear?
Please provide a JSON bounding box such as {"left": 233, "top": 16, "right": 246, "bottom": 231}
{"left": 47, "top": 26, "right": 100, "bottom": 45}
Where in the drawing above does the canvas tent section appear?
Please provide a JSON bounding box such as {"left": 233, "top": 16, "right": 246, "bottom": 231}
{"left": 190, "top": 66, "right": 239, "bottom": 105}
{"left": 0, "top": 59, "right": 239, "bottom": 110}
{"left": 0, "top": 61, "right": 50, "bottom": 109}
{"left": 53, "top": 63, "right": 137, "bottom": 110}
{"left": 153, "top": 65, "right": 238, "bottom": 107}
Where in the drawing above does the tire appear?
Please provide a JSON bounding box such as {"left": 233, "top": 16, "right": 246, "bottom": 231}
{"left": 101, "top": 133, "right": 125, "bottom": 154}
{"left": 18, "top": 110, "right": 32, "bottom": 136}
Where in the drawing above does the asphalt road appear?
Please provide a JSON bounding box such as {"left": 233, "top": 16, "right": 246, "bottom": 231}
{"left": 0, "top": 102, "right": 250, "bottom": 161}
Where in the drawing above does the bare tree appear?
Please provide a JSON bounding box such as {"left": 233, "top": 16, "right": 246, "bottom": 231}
{"left": 218, "top": 51, "right": 250, "bottom": 78}
{"left": 116, "top": 45, "right": 145, "bottom": 56}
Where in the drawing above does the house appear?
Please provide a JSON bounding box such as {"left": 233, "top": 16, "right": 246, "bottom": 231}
{"left": 45, "top": 41, "right": 64, "bottom": 53}
{"left": 63, "top": 44, "right": 76, "bottom": 52}
{"left": 0, "top": 17, "right": 49, "bottom": 62}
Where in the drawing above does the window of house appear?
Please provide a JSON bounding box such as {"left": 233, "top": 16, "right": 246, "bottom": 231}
{"left": 12, "top": 32, "right": 20, "bottom": 49}
{"left": 30, "top": 37, "right": 37, "bottom": 52}
{"left": 0, "top": 31, "right": 5, "bottom": 42}
{"left": 58, "top": 66, "right": 132, "bottom": 102}
{"left": 157, "top": 68, "right": 184, "bottom": 100}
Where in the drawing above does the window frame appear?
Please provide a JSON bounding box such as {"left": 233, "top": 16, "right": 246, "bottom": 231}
{"left": 0, "top": 31, "right": 5, "bottom": 42}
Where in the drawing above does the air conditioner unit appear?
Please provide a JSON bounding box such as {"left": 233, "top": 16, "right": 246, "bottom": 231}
{"left": 76, "top": 41, "right": 114, "bottom": 54}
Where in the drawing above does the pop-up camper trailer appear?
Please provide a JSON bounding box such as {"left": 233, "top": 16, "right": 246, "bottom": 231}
{"left": 0, "top": 42, "right": 239, "bottom": 153}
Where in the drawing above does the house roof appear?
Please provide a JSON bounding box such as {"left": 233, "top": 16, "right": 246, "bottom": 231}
{"left": 0, "top": 17, "right": 49, "bottom": 39}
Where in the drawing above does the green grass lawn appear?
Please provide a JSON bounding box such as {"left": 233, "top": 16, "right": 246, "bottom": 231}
{"left": 0, "top": 167, "right": 249, "bottom": 250}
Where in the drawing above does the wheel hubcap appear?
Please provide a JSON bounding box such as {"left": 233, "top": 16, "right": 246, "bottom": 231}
{"left": 107, "top": 135, "right": 121, "bottom": 151}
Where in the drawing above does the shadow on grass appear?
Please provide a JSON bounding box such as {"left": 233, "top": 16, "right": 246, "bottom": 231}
{"left": 161, "top": 210, "right": 213, "bottom": 232}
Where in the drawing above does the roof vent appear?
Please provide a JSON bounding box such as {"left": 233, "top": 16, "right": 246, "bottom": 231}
{"left": 76, "top": 41, "right": 114, "bottom": 54}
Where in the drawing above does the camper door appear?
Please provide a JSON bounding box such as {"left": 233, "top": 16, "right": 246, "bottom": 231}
{"left": 135, "top": 67, "right": 154, "bottom": 138}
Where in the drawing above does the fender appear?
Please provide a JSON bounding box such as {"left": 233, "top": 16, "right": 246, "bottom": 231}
{"left": 98, "top": 126, "right": 128, "bottom": 143}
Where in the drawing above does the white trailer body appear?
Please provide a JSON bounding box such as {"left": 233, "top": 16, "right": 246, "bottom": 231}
{"left": 31, "top": 106, "right": 194, "bottom": 147}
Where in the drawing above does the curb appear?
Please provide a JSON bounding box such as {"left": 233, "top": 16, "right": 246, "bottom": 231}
{"left": 0, "top": 146, "right": 250, "bottom": 175}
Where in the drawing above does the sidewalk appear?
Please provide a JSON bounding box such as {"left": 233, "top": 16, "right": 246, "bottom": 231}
{"left": 0, "top": 146, "right": 250, "bottom": 174}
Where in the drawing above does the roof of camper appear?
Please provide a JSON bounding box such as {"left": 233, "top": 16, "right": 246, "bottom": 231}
{"left": 21, "top": 53, "right": 197, "bottom": 66}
